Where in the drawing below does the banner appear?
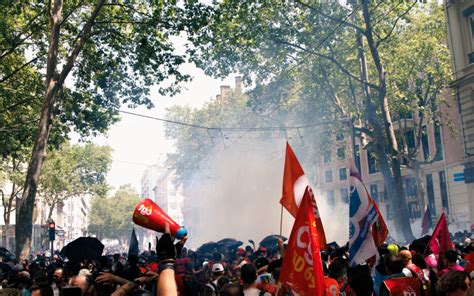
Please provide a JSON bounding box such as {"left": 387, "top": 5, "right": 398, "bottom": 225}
{"left": 280, "top": 186, "right": 326, "bottom": 296}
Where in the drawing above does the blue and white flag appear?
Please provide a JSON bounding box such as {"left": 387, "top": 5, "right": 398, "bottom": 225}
{"left": 348, "top": 171, "right": 378, "bottom": 267}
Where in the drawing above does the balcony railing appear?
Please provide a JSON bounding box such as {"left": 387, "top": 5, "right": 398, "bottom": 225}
{"left": 469, "top": 52, "right": 474, "bottom": 64}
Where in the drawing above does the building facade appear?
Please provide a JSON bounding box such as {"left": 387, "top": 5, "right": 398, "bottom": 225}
{"left": 445, "top": 0, "right": 474, "bottom": 227}
{"left": 315, "top": 97, "right": 470, "bottom": 233}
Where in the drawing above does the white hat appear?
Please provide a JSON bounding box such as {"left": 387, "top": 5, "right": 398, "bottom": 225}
{"left": 212, "top": 263, "right": 224, "bottom": 273}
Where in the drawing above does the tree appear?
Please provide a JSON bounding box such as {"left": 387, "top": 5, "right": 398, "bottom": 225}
{"left": 0, "top": 0, "right": 210, "bottom": 258}
{"left": 88, "top": 185, "right": 140, "bottom": 243}
{"left": 382, "top": 5, "right": 452, "bottom": 213}
{"left": 39, "top": 142, "right": 112, "bottom": 221}
{"left": 186, "top": 0, "right": 451, "bottom": 241}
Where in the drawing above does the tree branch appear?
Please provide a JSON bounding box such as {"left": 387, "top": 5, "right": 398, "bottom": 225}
{"left": 0, "top": 53, "right": 46, "bottom": 84}
{"left": 375, "top": 2, "right": 416, "bottom": 48}
{"left": 273, "top": 38, "right": 380, "bottom": 90}
{"left": 57, "top": 0, "right": 106, "bottom": 88}
{"left": 294, "top": 0, "right": 365, "bottom": 35}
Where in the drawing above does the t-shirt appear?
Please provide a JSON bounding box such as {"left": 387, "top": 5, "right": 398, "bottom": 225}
{"left": 244, "top": 287, "right": 271, "bottom": 296}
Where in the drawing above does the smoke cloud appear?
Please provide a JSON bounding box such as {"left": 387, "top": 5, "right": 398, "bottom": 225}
{"left": 183, "top": 137, "right": 350, "bottom": 249}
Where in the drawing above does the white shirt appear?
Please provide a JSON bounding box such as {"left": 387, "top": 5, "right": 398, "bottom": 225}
{"left": 244, "top": 287, "right": 271, "bottom": 296}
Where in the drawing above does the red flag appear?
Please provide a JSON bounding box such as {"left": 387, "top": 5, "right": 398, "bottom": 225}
{"left": 372, "top": 201, "right": 389, "bottom": 247}
{"left": 280, "top": 187, "right": 326, "bottom": 296}
{"left": 421, "top": 206, "right": 432, "bottom": 235}
{"left": 280, "top": 142, "right": 309, "bottom": 217}
{"left": 428, "top": 213, "right": 454, "bottom": 256}
{"left": 280, "top": 143, "right": 326, "bottom": 249}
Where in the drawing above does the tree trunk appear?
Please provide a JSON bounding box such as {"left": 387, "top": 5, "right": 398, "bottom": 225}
{"left": 14, "top": 0, "right": 105, "bottom": 259}
{"left": 356, "top": 16, "right": 414, "bottom": 242}
{"left": 15, "top": 0, "right": 63, "bottom": 259}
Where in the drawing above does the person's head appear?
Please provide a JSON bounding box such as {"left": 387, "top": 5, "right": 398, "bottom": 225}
{"left": 241, "top": 263, "right": 257, "bottom": 285}
{"left": 71, "top": 274, "right": 91, "bottom": 295}
{"left": 399, "top": 250, "right": 413, "bottom": 267}
{"left": 386, "top": 254, "right": 405, "bottom": 275}
{"left": 53, "top": 268, "right": 65, "bottom": 286}
{"left": 220, "top": 283, "right": 244, "bottom": 296}
{"left": 444, "top": 249, "right": 459, "bottom": 265}
{"left": 436, "top": 271, "right": 470, "bottom": 296}
{"left": 348, "top": 265, "right": 373, "bottom": 296}
{"left": 31, "top": 284, "right": 54, "bottom": 296}
{"left": 328, "top": 260, "right": 346, "bottom": 283}
{"left": 412, "top": 253, "right": 428, "bottom": 269}
{"left": 254, "top": 257, "right": 270, "bottom": 273}
{"left": 212, "top": 263, "right": 225, "bottom": 279}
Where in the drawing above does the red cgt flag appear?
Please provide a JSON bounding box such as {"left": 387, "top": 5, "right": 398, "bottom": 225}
{"left": 280, "top": 186, "right": 326, "bottom": 296}
{"left": 428, "top": 213, "right": 454, "bottom": 256}
{"left": 280, "top": 142, "right": 309, "bottom": 217}
{"left": 280, "top": 142, "right": 326, "bottom": 249}
{"left": 372, "top": 201, "right": 389, "bottom": 247}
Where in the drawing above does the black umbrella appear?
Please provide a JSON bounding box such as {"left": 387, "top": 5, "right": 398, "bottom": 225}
{"left": 196, "top": 242, "right": 217, "bottom": 254}
{"left": 62, "top": 237, "right": 104, "bottom": 261}
{"left": 259, "top": 235, "right": 287, "bottom": 250}
{"left": 216, "top": 238, "right": 243, "bottom": 250}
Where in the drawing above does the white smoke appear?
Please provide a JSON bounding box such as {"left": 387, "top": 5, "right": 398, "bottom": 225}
{"left": 182, "top": 137, "right": 350, "bottom": 249}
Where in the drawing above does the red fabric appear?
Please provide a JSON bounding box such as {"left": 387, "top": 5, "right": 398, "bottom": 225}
{"left": 428, "top": 213, "right": 454, "bottom": 256}
{"left": 280, "top": 143, "right": 326, "bottom": 249}
{"left": 280, "top": 187, "right": 326, "bottom": 296}
{"left": 280, "top": 142, "right": 306, "bottom": 217}
{"left": 372, "top": 200, "right": 389, "bottom": 247}
{"left": 464, "top": 252, "right": 474, "bottom": 274}
{"left": 383, "top": 277, "right": 421, "bottom": 296}
{"left": 324, "top": 277, "right": 339, "bottom": 296}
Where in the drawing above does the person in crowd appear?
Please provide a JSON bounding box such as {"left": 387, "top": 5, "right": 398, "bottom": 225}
{"left": 240, "top": 263, "right": 271, "bottom": 296}
{"left": 439, "top": 250, "right": 465, "bottom": 277}
{"left": 436, "top": 270, "right": 470, "bottom": 296}
{"left": 380, "top": 254, "right": 423, "bottom": 296}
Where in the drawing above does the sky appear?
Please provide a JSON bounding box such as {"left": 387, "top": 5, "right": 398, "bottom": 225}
{"left": 91, "top": 64, "right": 236, "bottom": 193}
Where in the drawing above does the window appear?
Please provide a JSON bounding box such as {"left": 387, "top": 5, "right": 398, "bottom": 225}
{"left": 337, "top": 147, "right": 345, "bottom": 160}
{"left": 323, "top": 150, "right": 332, "bottom": 163}
{"left": 340, "top": 188, "right": 349, "bottom": 204}
{"left": 355, "top": 145, "right": 361, "bottom": 172}
{"left": 421, "top": 126, "right": 430, "bottom": 160}
{"left": 426, "top": 174, "right": 436, "bottom": 217}
{"left": 405, "top": 130, "right": 416, "bottom": 150}
{"left": 327, "top": 190, "right": 335, "bottom": 207}
{"left": 325, "top": 170, "right": 333, "bottom": 183}
{"left": 434, "top": 124, "right": 443, "bottom": 161}
{"left": 339, "top": 168, "right": 347, "bottom": 181}
{"left": 399, "top": 111, "right": 413, "bottom": 119}
{"left": 367, "top": 150, "right": 380, "bottom": 174}
{"left": 405, "top": 178, "right": 417, "bottom": 200}
{"left": 386, "top": 204, "right": 393, "bottom": 220}
{"left": 370, "top": 184, "right": 378, "bottom": 203}
{"left": 439, "top": 171, "right": 449, "bottom": 214}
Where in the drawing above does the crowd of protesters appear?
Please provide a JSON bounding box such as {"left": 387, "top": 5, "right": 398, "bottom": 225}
{"left": 0, "top": 230, "right": 473, "bottom": 296}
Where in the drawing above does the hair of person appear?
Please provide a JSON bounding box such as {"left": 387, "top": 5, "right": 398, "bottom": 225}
{"left": 220, "top": 283, "right": 244, "bottom": 296}
{"left": 386, "top": 254, "right": 405, "bottom": 275}
{"left": 412, "top": 253, "right": 428, "bottom": 269}
{"left": 31, "top": 283, "right": 54, "bottom": 296}
{"left": 436, "top": 270, "right": 469, "bottom": 296}
{"left": 241, "top": 263, "right": 258, "bottom": 285}
{"left": 443, "top": 249, "right": 458, "bottom": 264}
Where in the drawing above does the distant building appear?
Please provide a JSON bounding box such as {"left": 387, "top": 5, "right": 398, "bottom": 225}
{"left": 316, "top": 97, "right": 470, "bottom": 232}
{"left": 140, "top": 166, "right": 184, "bottom": 246}
{"left": 445, "top": 0, "right": 474, "bottom": 228}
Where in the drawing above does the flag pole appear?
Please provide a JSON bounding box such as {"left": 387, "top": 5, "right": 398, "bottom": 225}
{"left": 279, "top": 205, "right": 283, "bottom": 236}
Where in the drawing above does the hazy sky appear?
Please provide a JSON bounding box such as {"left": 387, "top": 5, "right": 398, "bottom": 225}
{"left": 92, "top": 63, "right": 236, "bottom": 193}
